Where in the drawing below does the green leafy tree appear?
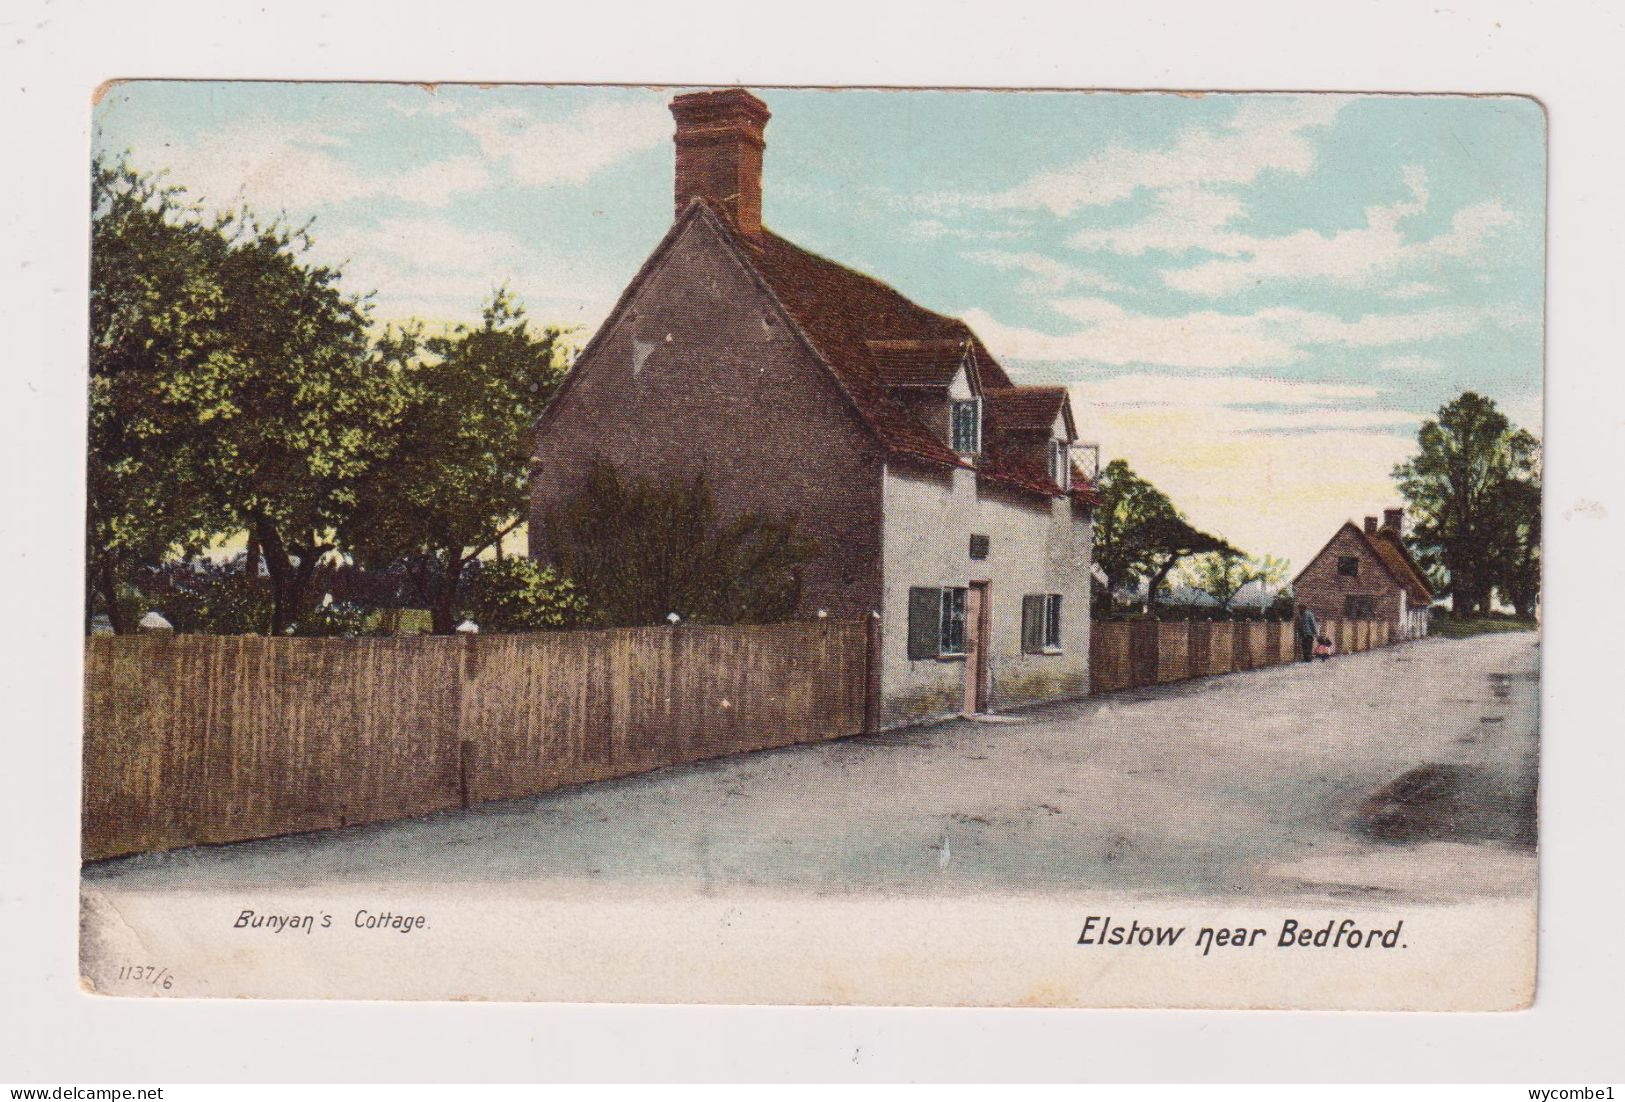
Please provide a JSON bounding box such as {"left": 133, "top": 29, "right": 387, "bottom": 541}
{"left": 1489, "top": 430, "right": 1541, "bottom": 618}
{"left": 541, "top": 461, "right": 820, "bottom": 627}
{"left": 88, "top": 160, "right": 234, "bottom": 630}
{"left": 1092, "top": 458, "right": 1232, "bottom": 610}
{"left": 206, "top": 216, "right": 398, "bottom": 633}
{"left": 341, "top": 290, "right": 570, "bottom": 634}
{"left": 1393, "top": 392, "right": 1540, "bottom": 616}
{"left": 88, "top": 157, "right": 396, "bottom": 634}
{"left": 1179, "top": 550, "right": 1290, "bottom": 613}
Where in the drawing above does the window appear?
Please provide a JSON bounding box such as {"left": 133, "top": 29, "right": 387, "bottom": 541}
{"left": 908, "top": 586, "right": 967, "bottom": 658}
{"left": 1049, "top": 440, "right": 1071, "bottom": 489}
{"left": 1022, "top": 593, "right": 1063, "bottom": 653}
{"left": 968, "top": 533, "right": 990, "bottom": 560}
{"left": 951, "top": 399, "right": 981, "bottom": 454}
{"left": 1344, "top": 595, "right": 1377, "bottom": 619}
{"left": 939, "top": 587, "right": 968, "bottom": 655}
{"left": 1337, "top": 555, "right": 1360, "bottom": 577}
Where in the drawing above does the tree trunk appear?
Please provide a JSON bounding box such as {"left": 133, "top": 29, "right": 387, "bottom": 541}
{"left": 97, "top": 558, "right": 130, "bottom": 634}
{"left": 429, "top": 551, "right": 466, "bottom": 635}
{"left": 253, "top": 515, "right": 324, "bottom": 635}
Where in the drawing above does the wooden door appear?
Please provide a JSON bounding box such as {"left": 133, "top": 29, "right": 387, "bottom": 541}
{"left": 964, "top": 582, "right": 990, "bottom": 713}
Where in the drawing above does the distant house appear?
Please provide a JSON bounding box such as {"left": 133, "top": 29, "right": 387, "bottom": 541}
{"left": 528, "top": 89, "right": 1101, "bottom": 726}
{"left": 1292, "top": 508, "right": 1433, "bottom": 640}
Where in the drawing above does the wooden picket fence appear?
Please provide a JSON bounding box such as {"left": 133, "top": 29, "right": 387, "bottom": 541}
{"left": 83, "top": 622, "right": 874, "bottom": 861}
{"left": 1089, "top": 618, "right": 1394, "bottom": 694}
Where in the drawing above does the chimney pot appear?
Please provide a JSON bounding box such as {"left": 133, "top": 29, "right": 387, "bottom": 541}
{"left": 1364, "top": 516, "right": 1379, "bottom": 535}
{"left": 670, "top": 88, "right": 770, "bottom": 237}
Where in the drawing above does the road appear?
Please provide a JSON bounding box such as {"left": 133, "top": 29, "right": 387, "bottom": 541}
{"left": 83, "top": 631, "right": 1539, "bottom": 905}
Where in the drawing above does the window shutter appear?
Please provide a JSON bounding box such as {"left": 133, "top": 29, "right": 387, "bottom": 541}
{"left": 1021, "top": 594, "right": 1044, "bottom": 654}
{"left": 908, "top": 587, "right": 941, "bottom": 659}
{"left": 1046, "top": 594, "right": 1063, "bottom": 649}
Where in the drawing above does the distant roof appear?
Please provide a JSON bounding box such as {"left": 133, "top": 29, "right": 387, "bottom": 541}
{"left": 1292, "top": 521, "right": 1434, "bottom": 603}
{"left": 1367, "top": 527, "right": 1434, "bottom": 603}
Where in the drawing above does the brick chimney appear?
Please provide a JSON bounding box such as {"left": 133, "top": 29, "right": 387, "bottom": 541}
{"left": 1364, "top": 516, "right": 1379, "bottom": 535}
{"left": 1383, "top": 507, "right": 1404, "bottom": 533}
{"left": 670, "top": 88, "right": 769, "bottom": 237}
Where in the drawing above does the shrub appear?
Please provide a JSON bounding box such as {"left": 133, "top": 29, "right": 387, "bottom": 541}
{"left": 290, "top": 598, "right": 373, "bottom": 637}
{"left": 151, "top": 571, "right": 275, "bottom": 635}
{"left": 464, "top": 558, "right": 586, "bottom": 632}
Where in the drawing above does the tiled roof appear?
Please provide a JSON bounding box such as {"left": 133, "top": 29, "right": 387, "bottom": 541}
{"left": 728, "top": 217, "right": 1094, "bottom": 504}
{"left": 863, "top": 338, "right": 968, "bottom": 388}
{"left": 1368, "top": 528, "right": 1434, "bottom": 603}
{"left": 984, "top": 385, "right": 1069, "bottom": 435}
{"left": 1291, "top": 520, "right": 1434, "bottom": 603}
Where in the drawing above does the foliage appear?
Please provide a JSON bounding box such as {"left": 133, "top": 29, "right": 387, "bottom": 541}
{"left": 464, "top": 558, "right": 586, "bottom": 633}
{"left": 542, "top": 461, "right": 820, "bottom": 627}
{"left": 1093, "top": 458, "right": 1234, "bottom": 606}
{"left": 90, "top": 157, "right": 401, "bottom": 633}
{"left": 341, "top": 290, "right": 569, "bottom": 634}
{"left": 147, "top": 568, "right": 275, "bottom": 635}
{"left": 1392, "top": 392, "right": 1541, "bottom": 617}
{"left": 87, "top": 161, "right": 237, "bottom": 631}
{"left": 289, "top": 598, "right": 373, "bottom": 638}
{"left": 1178, "top": 551, "right": 1290, "bottom": 613}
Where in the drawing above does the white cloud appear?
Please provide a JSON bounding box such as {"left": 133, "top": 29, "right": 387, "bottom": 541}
{"left": 309, "top": 215, "right": 619, "bottom": 330}
{"left": 1064, "top": 164, "right": 1516, "bottom": 297}
{"left": 942, "top": 95, "right": 1346, "bottom": 217}
{"left": 965, "top": 297, "right": 1523, "bottom": 371}
{"left": 458, "top": 99, "right": 670, "bottom": 187}
{"left": 962, "top": 250, "right": 1128, "bottom": 294}
{"left": 124, "top": 117, "right": 489, "bottom": 214}
{"left": 902, "top": 218, "right": 1023, "bottom": 243}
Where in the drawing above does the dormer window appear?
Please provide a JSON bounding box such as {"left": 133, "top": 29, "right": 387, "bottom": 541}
{"left": 951, "top": 399, "right": 981, "bottom": 455}
{"left": 1049, "top": 440, "right": 1071, "bottom": 490}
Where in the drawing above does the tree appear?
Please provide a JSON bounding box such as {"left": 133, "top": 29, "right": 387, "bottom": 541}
{"left": 88, "top": 160, "right": 234, "bottom": 631}
{"left": 341, "top": 291, "right": 570, "bottom": 634}
{"left": 88, "top": 157, "right": 396, "bottom": 634}
{"left": 1179, "top": 550, "right": 1289, "bottom": 613}
{"left": 204, "top": 216, "right": 398, "bottom": 634}
{"left": 1092, "top": 459, "right": 1233, "bottom": 610}
{"left": 1489, "top": 430, "right": 1541, "bottom": 618}
{"left": 541, "top": 461, "right": 820, "bottom": 627}
{"left": 1392, "top": 392, "right": 1539, "bottom": 617}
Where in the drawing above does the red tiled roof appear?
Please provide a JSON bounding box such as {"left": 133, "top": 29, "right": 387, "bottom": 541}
{"left": 1291, "top": 520, "right": 1434, "bottom": 603}
{"left": 863, "top": 338, "right": 968, "bottom": 388}
{"left": 723, "top": 218, "right": 1095, "bottom": 503}
{"left": 984, "top": 385, "right": 1070, "bottom": 435}
{"left": 1369, "top": 527, "right": 1433, "bottom": 603}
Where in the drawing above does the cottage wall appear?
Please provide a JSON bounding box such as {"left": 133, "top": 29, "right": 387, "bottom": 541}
{"left": 528, "top": 217, "right": 886, "bottom": 622}
{"left": 1294, "top": 525, "right": 1404, "bottom": 631}
{"left": 879, "top": 464, "right": 1092, "bottom": 727}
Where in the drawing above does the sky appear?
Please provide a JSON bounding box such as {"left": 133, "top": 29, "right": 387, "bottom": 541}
{"left": 92, "top": 83, "right": 1546, "bottom": 573}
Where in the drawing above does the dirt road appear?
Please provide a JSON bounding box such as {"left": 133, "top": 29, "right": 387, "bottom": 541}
{"left": 83, "top": 631, "right": 1538, "bottom": 904}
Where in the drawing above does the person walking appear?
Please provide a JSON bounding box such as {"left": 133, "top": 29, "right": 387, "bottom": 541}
{"left": 1296, "top": 604, "right": 1319, "bottom": 663}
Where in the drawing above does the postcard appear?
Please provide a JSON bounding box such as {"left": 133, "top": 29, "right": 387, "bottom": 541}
{"left": 80, "top": 82, "right": 1543, "bottom": 1008}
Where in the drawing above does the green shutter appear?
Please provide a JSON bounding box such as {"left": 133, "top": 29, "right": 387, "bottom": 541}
{"left": 1022, "top": 594, "right": 1045, "bottom": 654}
{"left": 908, "top": 587, "right": 941, "bottom": 659}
